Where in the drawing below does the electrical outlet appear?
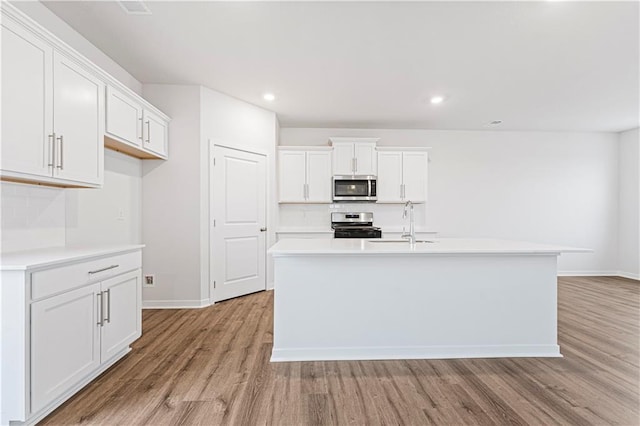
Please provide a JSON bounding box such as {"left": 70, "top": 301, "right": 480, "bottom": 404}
{"left": 144, "top": 274, "right": 155, "bottom": 287}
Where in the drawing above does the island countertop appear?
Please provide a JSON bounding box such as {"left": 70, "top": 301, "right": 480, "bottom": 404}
{"left": 268, "top": 238, "right": 589, "bottom": 256}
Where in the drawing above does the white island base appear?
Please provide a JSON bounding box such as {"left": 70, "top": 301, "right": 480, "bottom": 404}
{"left": 269, "top": 239, "right": 585, "bottom": 362}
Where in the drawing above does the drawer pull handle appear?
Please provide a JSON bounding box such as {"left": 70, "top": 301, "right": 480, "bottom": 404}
{"left": 88, "top": 264, "right": 119, "bottom": 275}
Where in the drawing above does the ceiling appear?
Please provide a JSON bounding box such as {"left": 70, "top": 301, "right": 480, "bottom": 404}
{"left": 42, "top": 1, "right": 639, "bottom": 132}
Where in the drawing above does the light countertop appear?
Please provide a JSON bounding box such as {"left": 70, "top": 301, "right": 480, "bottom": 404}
{"left": 268, "top": 238, "right": 589, "bottom": 256}
{"left": 0, "top": 244, "right": 145, "bottom": 271}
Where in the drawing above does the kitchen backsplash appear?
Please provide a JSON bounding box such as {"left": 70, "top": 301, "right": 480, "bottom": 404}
{"left": 1, "top": 182, "right": 66, "bottom": 252}
{"left": 279, "top": 202, "right": 431, "bottom": 231}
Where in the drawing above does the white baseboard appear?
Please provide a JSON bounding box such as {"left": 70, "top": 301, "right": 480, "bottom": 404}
{"left": 270, "top": 344, "right": 562, "bottom": 362}
{"left": 558, "top": 270, "right": 619, "bottom": 277}
{"left": 267, "top": 281, "right": 274, "bottom": 290}
{"left": 142, "top": 298, "right": 211, "bottom": 309}
{"left": 557, "top": 270, "right": 639, "bottom": 280}
{"left": 617, "top": 271, "right": 640, "bottom": 280}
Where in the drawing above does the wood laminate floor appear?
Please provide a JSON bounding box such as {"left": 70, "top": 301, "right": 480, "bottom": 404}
{"left": 41, "top": 276, "right": 639, "bottom": 425}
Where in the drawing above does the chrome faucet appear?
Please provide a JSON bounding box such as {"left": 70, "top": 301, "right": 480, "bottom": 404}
{"left": 401, "top": 200, "right": 416, "bottom": 244}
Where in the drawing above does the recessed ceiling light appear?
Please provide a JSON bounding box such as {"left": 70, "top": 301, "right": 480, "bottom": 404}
{"left": 430, "top": 96, "right": 444, "bottom": 104}
{"left": 118, "top": 1, "right": 152, "bottom": 15}
{"left": 263, "top": 93, "right": 275, "bottom": 102}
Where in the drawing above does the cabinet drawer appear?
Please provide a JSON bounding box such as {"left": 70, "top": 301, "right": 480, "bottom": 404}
{"left": 31, "top": 251, "right": 142, "bottom": 300}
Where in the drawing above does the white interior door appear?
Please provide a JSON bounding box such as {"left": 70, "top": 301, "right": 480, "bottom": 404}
{"left": 211, "top": 145, "right": 267, "bottom": 302}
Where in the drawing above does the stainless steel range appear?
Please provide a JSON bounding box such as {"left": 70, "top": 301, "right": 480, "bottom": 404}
{"left": 331, "top": 212, "right": 382, "bottom": 239}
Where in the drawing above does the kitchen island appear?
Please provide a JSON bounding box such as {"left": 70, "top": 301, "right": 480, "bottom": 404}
{"left": 268, "top": 238, "right": 587, "bottom": 362}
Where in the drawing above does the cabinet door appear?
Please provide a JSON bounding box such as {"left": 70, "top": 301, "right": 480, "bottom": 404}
{"left": 143, "top": 110, "right": 168, "bottom": 157}
{"left": 106, "top": 86, "right": 143, "bottom": 147}
{"left": 31, "top": 283, "right": 101, "bottom": 413}
{"left": 354, "top": 142, "right": 377, "bottom": 175}
{"left": 332, "top": 143, "right": 355, "bottom": 175}
{"left": 377, "top": 151, "right": 403, "bottom": 202}
{"left": 1, "top": 19, "right": 53, "bottom": 178}
{"left": 306, "top": 151, "right": 332, "bottom": 203}
{"left": 100, "top": 270, "right": 141, "bottom": 362}
{"left": 278, "top": 150, "right": 306, "bottom": 202}
{"left": 402, "top": 152, "right": 428, "bottom": 202}
{"left": 52, "top": 52, "right": 104, "bottom": 185}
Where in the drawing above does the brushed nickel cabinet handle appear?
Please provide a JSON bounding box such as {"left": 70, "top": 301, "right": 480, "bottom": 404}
{"left": 56, "top": 135, "right": 64, "bottom": 169}
{"left": 139, "top": 117, "right": 143, "bottom": 140}
{"left": 145, "top": 120, "right": 150, "bottom": 143}
{"left": 88, "top": 264, "right": 119, "bottom": 275}
{"left": 48, "top": 133, "right": 55, "bottom": 167}
{"left": 355, "top": 157, "right": 358, "bottom": 172}
{"left": 97, "top": 292, "right": 103, "bottom": 326}
{"left": 104, "top": 289, "right": 111, "bottom": 323}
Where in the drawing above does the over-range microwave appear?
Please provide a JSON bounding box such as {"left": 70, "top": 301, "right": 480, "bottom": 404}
{"left": 333, "top": 175, "right": 377, "bottom": 202}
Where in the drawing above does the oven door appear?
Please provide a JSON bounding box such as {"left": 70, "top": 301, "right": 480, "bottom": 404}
{"left": 333, "top": 176, "right": 377, "bottom": 202}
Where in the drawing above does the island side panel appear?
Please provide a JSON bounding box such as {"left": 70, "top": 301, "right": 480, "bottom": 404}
{"left": 271, "top": 253, "right": 560, "bottom": 361}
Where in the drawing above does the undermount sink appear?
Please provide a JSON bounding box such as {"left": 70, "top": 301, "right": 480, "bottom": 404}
{"left": 368, "top": 239, "right": 435, "bottom": 244}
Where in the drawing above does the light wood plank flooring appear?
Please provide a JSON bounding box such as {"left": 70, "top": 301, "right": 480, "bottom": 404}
{"left": 41, "top": 276, "right": 639, "bottom": 425}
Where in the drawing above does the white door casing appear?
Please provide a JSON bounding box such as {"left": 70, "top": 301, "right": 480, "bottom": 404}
{"left": 211, "top": 145, "right": 267, "bottom": 302}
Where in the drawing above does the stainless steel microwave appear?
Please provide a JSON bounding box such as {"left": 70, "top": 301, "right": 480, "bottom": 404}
{"left": 333, "top": 175, "right": 377, "bottom": 202}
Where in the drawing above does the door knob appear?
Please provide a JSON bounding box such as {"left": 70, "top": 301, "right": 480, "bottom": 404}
{"left": 260, "top": 227, "right": 267, "bottom": 232}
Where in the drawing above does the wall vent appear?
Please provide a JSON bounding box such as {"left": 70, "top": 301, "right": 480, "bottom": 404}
{"left": 118, "top": 1, "right": 152, "bottom": 15}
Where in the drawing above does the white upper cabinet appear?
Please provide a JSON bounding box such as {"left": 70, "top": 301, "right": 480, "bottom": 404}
{"left": 329, "top": 138, "right": 378, "bottom": 176}
{"left": 105, "top": 86, "right": 169, "bottom": 159}
{"left": 279, "top": 150, "right": 306, "bottom": 202}
{"left": 376, "top": 149, "right": 429, "bottom": 203}
{"left": 377, "top": 151, "right": 404, "bottom": 201}
{"left": 1, "top": 2, "right": 170, "bottom": 188}
{"left": 1, "top": 17, "right": 103, "bottom": 188}
{"left": 142, "top": 109, "right": 168, "bottom": 157}
{"left": 278, "top": 148, "right": 332, "bottom": 203}
{"left": 1, "top": 18, "right": 53, "bottom": 179}
{"left": 305, "top": 150, "right": 332, "bottom": 202}
{"left": 106, "top": 86, "right": 143, "bottom": 147}
{"left": 52, "top": 52, "right": 104, "bottom": 186}
{"left": 353, "top": 142, "right": 377, "bottom": 175}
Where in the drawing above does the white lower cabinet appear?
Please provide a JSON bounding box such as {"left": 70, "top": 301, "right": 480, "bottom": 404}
{"left": 100, "top": 270, "right": 141, "bottom": 361}
{"left": 0, "top": 247, "right": 142, "bottom": 425}
{"left": 31, "top": 283, "right": 102, "bottom": 414}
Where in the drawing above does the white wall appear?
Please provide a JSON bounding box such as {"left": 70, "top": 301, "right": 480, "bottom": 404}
{"left": 140, "top": 85, "right": 202, "bottom": 306}
{"left": 10, "top": 1, "right": 142, "bottom": 94}
{"left": 279, "top": 128, "right": 621, "bottom": 275}
{"left": 0, "top": 151, "right": 143, "bottom": 253}
{"left": 139, "top": 84, "right": 277, "bottom": 307}
{"left": 66, "top": 150, "right": 142, "bottom": 246}
{"left": 618, "top": 128, "right": 640, "bottom": 279}
{"left": 0, "top": 2, "right": 145, "bottom": 255}
{"left": 200, "top": 87, "right": 278, "bottom": 292}
{"left": 0, "top": 183, "right": 66, "bottom": 252}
